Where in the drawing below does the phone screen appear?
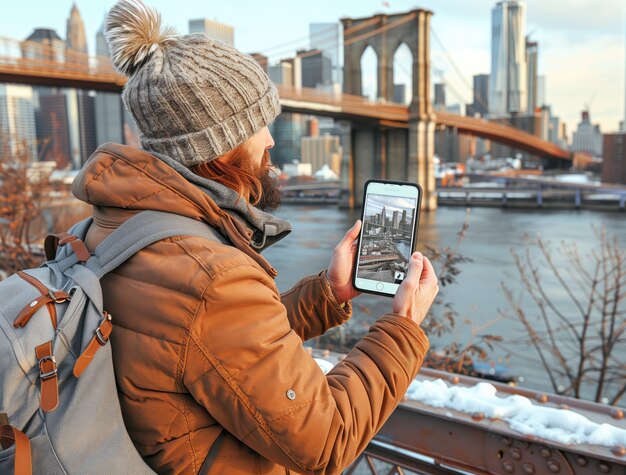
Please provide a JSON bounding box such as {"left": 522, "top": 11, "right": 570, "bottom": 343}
{"left": 353, "top": 180, "right": 421, "bottom": 297}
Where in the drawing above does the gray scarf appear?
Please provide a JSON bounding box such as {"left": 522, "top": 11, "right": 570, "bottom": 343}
{"left": 152, "top": 152, "right": 292, "bottom": 252}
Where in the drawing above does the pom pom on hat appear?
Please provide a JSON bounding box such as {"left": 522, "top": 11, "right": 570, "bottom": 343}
{"left": 105, "top": 0, "right": 176, "bottom": 76}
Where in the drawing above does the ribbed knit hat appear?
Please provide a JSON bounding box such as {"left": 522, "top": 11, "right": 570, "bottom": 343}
{"left": 105, "top": 0, "right": 281, "bottom": 167}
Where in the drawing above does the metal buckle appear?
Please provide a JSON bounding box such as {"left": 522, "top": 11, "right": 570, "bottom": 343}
{"left": 47, "top": 289, "right": 70, "bottom": 304}
{"left": 0, "top": 413, "right": 8, "bottom": 426}
{"left": 95, "top": 328, "right": 108, "bottom": 346}
{"left": 38, "top": 355, "right": 57, "bottom": 381}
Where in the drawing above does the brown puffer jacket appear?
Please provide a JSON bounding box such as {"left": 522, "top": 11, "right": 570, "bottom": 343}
{"left": 72, "top": 143, "right": 430, "bottom": 475}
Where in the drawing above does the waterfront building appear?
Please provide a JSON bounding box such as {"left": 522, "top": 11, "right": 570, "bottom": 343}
{"left": 572, "top": 111, "right": 603, "bottom": 156}
{"left": 0, "top": 84, "right": 37, "bottom": 159}
{"left": 602, "top": 132, "right": 626, "bottom": 185}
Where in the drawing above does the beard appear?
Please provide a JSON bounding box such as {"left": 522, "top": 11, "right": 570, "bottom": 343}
{"left": 254, "top": 149, "right": 282, "bottom": 212}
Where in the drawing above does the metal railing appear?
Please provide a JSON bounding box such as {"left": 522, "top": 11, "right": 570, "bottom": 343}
{"left": 306, "top": 351, "right": 626, "bottom": 474}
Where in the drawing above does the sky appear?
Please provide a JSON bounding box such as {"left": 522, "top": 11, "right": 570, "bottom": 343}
{"left": 365, "top": 194, "right": 416, "bottom": 222}
{"left": 2, "top": 0, "right": 625, "bottom": 135}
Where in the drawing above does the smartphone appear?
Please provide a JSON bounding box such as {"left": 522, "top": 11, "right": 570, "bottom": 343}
{"left": 353, "top": 179, "right": 422, "bottom": 297}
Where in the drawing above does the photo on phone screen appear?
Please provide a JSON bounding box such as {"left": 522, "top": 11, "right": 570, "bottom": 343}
{"left": 354, "top": 180, "right": 421, "bottom": 297}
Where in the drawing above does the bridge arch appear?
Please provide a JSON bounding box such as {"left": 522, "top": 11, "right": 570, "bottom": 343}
{"left": 360, "top": 45, "right": 379, "bottom": 100}
{"left": 392, "top": 42, "right": 413, "bottom": 105}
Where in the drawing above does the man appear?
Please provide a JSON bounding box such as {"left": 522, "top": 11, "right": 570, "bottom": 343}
{"left": 74, "top": 0, "right": 439, "bottom": 473}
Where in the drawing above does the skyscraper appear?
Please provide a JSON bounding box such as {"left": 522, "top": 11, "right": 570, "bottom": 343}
{"left": 298, "top": 49, "right": 332, "bottom": 88}
{"left": 572, "top": 111, "right": 603, "bottom": 156}
{"left": 66, "top": 3, "right": 88, "bottom": 65}
{"left": 309, "top": 23, "right": 340, "bottom": 84}
{"left": 0, "top": 84, "right": 37, "bottom": 159}
{"left": 391, "top": 210, "right": 399, "bottom": 230}
{"left": 467, "top": 74, "right": 489, "bottom": 117}
{"left": 268, "top": 113, "right": 304, "bottom": 167}
{"left": 38, "top": 92, "right": 72, "bottom": 168}
{"left": 21, "top": 28, "right": 65, "bottom": 62}
{"left": 189, "top": 19, "right": 234, "bottom": 45}
{"left": 526, "top": 38, "right": 538, "bottom": 112}
{"left": 300, "top": 133, "right": 342, "bottom": 176}
{"left": 490, "top": 1, "right": 528, "bottom": 116}
{"left": 434, "top": 83, "right": 446, "bottom": 110}
{"left": 94, "top": 19, "right": 125, "bottom": 146}
{"left": 268, "top": 60, "right": 294, "bottom": 87}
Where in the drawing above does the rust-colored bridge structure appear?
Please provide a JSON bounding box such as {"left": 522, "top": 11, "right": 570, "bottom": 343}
{"left": 1, "top": 14, "right": 570, "bottom": 211}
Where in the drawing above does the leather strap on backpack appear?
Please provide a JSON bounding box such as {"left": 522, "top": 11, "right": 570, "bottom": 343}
{"left": 198, "top": 430, "right": 226, "bottom": 475}
{"left": 44, "top": 233, "right": 91, "bottom": 263}
{"left": 0, "top": 420, "right": 32, "bottom": 475}
{"left": 73, "top": 312, "right": 113, "bottom": 377}
{"left": 35, "top": 341, "right": 59, "bottom": 412}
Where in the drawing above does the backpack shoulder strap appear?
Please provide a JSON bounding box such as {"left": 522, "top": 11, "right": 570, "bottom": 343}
{"left": 84, "top": 211, "right": 227, "bottom": 279}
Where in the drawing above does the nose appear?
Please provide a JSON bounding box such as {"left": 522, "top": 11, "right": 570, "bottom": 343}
{"left": 265, "top": 129, "right": 275, "bottom": 149}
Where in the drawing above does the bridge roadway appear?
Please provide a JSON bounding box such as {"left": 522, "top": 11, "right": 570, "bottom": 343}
{"left": 0, "top": 37, "right": 570, "bottom": 162}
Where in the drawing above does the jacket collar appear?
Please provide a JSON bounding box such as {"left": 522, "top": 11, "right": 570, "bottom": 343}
{"left": 72, "top": 143, "right": 291, "bottom": 276}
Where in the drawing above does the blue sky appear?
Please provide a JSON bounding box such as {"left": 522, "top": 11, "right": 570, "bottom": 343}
{"left": 2, "top": 0, "right": 624, "bottom": 134}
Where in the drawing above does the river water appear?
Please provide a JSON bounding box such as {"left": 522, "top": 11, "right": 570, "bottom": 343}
{"left": 263, "top": 204, "right": 626, "bottom": 403}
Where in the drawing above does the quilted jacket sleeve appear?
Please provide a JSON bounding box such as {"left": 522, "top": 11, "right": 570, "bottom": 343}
{"left": 280, "top": 271, "right": 352, "bottom": 341}
{"left": 183, "top": 262, "right": 429, "bottom": 475}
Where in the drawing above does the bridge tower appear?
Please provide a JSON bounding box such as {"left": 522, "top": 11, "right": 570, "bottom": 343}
{"left": 340, "top": 9, "right": 436, "bottom": 210}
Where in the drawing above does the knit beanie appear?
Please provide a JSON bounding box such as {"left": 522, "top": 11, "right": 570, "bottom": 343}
{"left": 105, "top": 0, "right": 281, "bottom": 167}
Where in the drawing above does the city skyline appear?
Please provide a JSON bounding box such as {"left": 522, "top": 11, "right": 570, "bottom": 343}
{"left": 364, "top": 194, "right": 417, "bottom": 224}
{"left": 3, "top": 0, "right": 624, "bottom": 134}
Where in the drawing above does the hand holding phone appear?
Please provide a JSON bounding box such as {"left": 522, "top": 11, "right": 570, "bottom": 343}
{"left": 392, "top": 252, "right": 439, "bottom": 327}
{"left": 353, "top": 179, "right": 422, "bottom": 297}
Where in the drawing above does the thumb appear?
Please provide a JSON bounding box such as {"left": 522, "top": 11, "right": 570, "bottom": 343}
{"left": 341, "top": 220, "right": 361, "bottom": 246}
{"left": 403, "top": 252, "right": 424, "bottom": 286}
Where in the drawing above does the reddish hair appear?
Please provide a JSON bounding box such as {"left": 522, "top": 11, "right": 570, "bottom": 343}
{"left": 190, "top": 144, "right": 264, "bottom": 206}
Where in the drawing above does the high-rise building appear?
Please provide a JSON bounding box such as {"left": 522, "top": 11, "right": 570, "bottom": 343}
{"left": 37, "top": 92, "right": 72, "bottom": 168}
{"left": 298, "top": 49, "right": 332, "bottom": 88}
{"left": 391, "top": 210, "right": 399, "bottom": 230}
{"left": 435, "top": 127, "right": 473, "bottom": 163}
{"left": 548, "top": 115, "right": 568, "bottom": 150}
{"left": 21, "top": 28, "right": 65, "bottom": 62}
{"left": 250, "top": 53, "right": 268, "bottom": 73}
{"left": 537, "top": 75, "right": 546, "bottom": 108}
{"left": 0, "top": 84, "right": 37, "bottom": 159}
{"left": 268, "top": 60, "right": 294, "bottom": 87}
{"left": 393, "top": 84, "right": 407, "bottom": 104}
{"left": 309, "top": 23, "right": 340, "bottom": 84}
{"left": 490, "top": 108, "right": 549, "bottom": 162}
{"left": 189, "top": 19, "right": 234, "bottom": 45}
{"left": 269, "top": 113, "right": 304, "bottom": 167}
{"left": 468, "top": 74, "right": 489, "bottom": 117}
{"left": 399, "top": 210, "right": 407, "bottom": 231}
{"left": 526, "top": 38, "right": 538, "bottom": 112}
{"left": 94, "top": 20, "right": 125, "bottom": 146}
{"left": 66, "top": 3, "right": 88, "bottom": 66}
{"left": 602, "top": 132, "right": 626, "bottom": 184}
{"left": 300, "top": 133, "right": 342, "bottom": 176}
{"left": 434, "top": 83, "right": 446, "bottom": 110}
{"left": 490, "top": 1, "right": 528, "bottom": 116}
{"left": 572, "top": 110, "right": 603, "bottom": 156}
{"left": 381, "top": 206, "right": 387, "bottom": 228}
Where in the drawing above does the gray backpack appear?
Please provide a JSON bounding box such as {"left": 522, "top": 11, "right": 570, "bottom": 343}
{"left": 0, "top": 211, "right": 224, "bottom": 475}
